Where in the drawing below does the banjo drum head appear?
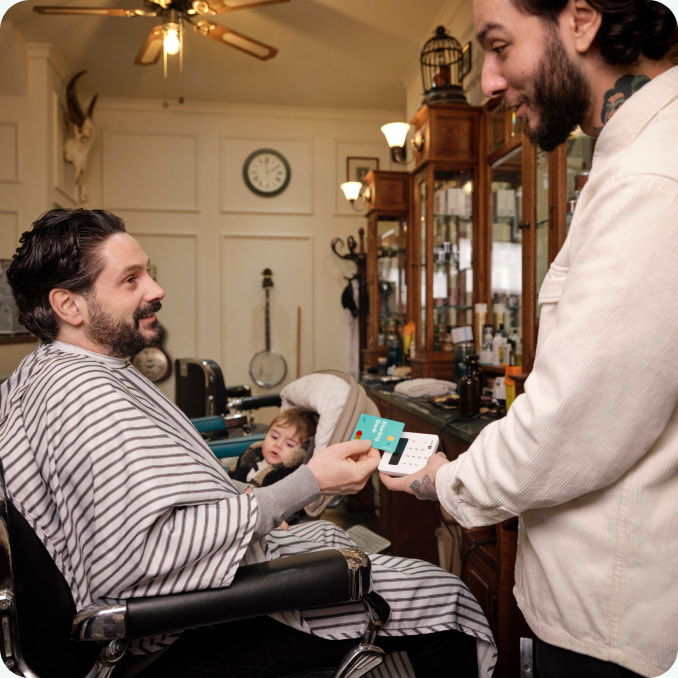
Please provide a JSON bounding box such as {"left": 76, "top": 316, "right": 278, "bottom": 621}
{"left": 249, "top": 350, "right": 287, "bottom": 388}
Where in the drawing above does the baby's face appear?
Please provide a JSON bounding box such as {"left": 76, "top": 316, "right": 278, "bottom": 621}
{"left": 262, "top": 422, "right": 303, "bottom": 465}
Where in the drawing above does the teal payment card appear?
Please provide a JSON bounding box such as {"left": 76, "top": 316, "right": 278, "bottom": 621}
{"left": 351, "top": 414, "right": 404, "bottom": 453}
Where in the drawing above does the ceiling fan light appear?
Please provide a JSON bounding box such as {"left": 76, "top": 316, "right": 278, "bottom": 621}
{"left": 163, "top": 23, "right": 181, "bottom": 55}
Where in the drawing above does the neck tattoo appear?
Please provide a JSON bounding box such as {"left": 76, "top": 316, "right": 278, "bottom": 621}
{"left": 598, "top": 73, "right": 651, "bottom": 130}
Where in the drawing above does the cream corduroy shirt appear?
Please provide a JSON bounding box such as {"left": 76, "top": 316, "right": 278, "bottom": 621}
{"left": 437, "top": 65, "right": 678, "bottom": 677}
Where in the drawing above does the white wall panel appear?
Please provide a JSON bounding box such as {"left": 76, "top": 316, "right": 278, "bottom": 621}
{"left": 103, "top": 132, "right": 198, "bottom": 211}
{"left": 0, "top": 211, "right": 18, "bottom": 257}
{"left": 220, "top": 234, "right": 313, "bottom": 401}
{"left": 0, "top": 122, "right": 19, "bottom": 182}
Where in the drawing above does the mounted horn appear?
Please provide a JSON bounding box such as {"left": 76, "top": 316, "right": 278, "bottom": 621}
{"left": 66, "top": 70, "right": 98, "bottom": 129}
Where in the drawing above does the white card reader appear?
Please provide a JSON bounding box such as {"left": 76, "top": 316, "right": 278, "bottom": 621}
{"left": 378, "top": 431, "right": 440, "bottom": 477}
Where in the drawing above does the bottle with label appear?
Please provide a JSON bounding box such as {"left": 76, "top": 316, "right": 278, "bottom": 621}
{"left": 459, "top": 354, "right": 481, "bottom": 417}
{"left": 387, "top": 321, "right": 403, "bottom": 366}
{"left": 479, "top": 324, "right": 494, "bottom": 365}
{"left": 509, "top": 328, "right": 521, "bottom": 366}
{"left": 492, "top": 324, "right": 506, "bottom": 365}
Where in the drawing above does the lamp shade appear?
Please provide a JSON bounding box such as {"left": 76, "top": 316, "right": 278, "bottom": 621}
{"left": 380, "top": 122, "right": 411, "bottom": 149}
{"left": 340, "top": 181, "right": 363, "bottom": 202}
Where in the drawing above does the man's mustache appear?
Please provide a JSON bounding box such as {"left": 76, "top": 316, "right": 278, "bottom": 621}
{"left": 133, "top": 301, "right": 162, "bottom": 323}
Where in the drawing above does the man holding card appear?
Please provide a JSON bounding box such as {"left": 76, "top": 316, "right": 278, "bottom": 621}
{"left": 381, "top": 1, "right": 678, "bottom": 677}
{"left": 2, "top": 207, "right": 496, "bottom": 677}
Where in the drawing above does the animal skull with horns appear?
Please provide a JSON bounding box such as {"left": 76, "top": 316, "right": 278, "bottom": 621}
{"left": 64, "top": 70, "right": 97, "bottom": 202}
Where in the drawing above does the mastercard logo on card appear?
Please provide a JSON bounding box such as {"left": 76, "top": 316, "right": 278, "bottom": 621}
{"left": 351, "top": 414, "right": 404, "bottom": 453}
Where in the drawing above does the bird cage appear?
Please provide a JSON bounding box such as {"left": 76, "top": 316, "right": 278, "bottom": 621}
{"left": 420, "top": 25, "right": 472, "bottom": 105}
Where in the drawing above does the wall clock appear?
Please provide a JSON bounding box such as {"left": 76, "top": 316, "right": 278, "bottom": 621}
{"left": 242, "top": 148, "right": 291, "bottom": 197}
{"left": 132, "top": 346, "right": 171, "bottom": 383}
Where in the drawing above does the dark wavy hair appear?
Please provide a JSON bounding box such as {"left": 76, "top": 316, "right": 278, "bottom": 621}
{"left": 6, "top": 208, "right": 126, "bottom": 342}
{"left": 510, "top": 0, "right": 677, "bottom": 64}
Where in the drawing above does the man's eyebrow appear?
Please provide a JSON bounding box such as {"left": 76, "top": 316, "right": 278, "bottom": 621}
{"left": 476, "top": 22, "right": 503, "bottom": 46}
{"left": 117, "top": 262, "right": 147, "bottom": 279}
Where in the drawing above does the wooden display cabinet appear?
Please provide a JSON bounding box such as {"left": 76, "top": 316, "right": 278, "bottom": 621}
{"left": 408, "top": 103, "right": 485, "bottom": 380}
{"left": 362, "top": 170, "right": 412, "bottom": 370}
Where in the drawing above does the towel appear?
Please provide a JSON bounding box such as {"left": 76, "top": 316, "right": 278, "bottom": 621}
{"left": 394, "top": 378, "right": 457, "bottom": 399}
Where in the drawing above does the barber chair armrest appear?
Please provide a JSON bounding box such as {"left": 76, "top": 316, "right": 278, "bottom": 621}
{"left": 224, "top": 385, "right": 251, "bottom": 399}
{"left": 73, "top": 548, "right": 372, "bottom": 642}
{"left": 230, "top": 394, "right": 282, "bottom": 411}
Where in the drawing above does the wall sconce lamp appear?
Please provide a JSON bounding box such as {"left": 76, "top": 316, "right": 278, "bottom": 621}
{"left": 340, "top": 181, "right": 372, "bottom": 211}
{"left": 380, "top": 122, "right": 424, "bottom": 165}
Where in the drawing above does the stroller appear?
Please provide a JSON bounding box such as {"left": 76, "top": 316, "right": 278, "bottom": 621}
{"left": 177, "top": 361, "right": 384, "bottom": 523}
{"left": 277, "top": 368, "right": 380, "bottom": 518}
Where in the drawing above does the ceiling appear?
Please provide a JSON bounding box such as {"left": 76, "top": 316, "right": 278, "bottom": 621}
{"left": 2, "top": 0, "right": 452, "bottom": 110}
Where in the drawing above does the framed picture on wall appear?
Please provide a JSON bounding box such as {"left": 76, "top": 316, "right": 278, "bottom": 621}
{"left": 346, "top": 156, "right": 379, "bottom": 183}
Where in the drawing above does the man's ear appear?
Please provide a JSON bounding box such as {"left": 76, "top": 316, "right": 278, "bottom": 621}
{"left": 564, "top": 0, "right": 602, "bottom": 54}
{"left": 49, "top": 288, "right": 85, "bottom": 328}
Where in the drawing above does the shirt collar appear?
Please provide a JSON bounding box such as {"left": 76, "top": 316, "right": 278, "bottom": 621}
{"left": 48, "top": 340, "right": 130, "bottom": 369}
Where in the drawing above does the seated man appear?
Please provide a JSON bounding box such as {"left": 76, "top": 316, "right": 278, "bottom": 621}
{"left": 0, "top": 208, "right": 495, "bottom": 677}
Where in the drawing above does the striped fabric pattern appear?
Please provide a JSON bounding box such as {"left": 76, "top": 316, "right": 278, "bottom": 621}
{"left": 0, "top": 342, "right": 496, "bottom": 677}
{"left": 267, "top": 521, "right": 496, "bottom": 676}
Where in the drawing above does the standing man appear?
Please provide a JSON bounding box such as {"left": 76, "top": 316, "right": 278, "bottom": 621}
{"left": 382, "top": 1, "right": 678, "bottom": 677}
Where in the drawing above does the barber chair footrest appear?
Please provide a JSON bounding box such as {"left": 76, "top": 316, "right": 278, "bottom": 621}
{"left": 334, "top": 643, "right": 385, "bottom": 678}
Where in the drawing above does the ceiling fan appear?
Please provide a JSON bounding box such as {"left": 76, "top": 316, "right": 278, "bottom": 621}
{"left": 33, "top": 0, "right": 289, "bottom": 65}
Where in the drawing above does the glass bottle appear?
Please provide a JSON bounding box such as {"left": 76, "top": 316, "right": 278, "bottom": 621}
{"left": 459, "top": 355, "right": 481, "bottom": 417}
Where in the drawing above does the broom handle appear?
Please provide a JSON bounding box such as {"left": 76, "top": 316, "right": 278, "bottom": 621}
{"left": 296, "top": 306, "right": 301, "bottom": 379}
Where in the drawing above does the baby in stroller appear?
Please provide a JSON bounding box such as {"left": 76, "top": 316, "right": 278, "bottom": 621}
{"left": 229, "top": 407, "right": 318, "bottom": 487}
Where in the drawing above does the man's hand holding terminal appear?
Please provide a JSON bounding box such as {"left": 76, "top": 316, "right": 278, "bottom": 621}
{"left": 379, "top": 451, "right": 449, "bottom": 500}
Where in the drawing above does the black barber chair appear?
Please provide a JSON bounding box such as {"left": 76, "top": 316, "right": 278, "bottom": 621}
{"left": 0, "top": 463, "right": 391, "bottom": 678}
{"left": 175, "top": 358, "right": 281, "bottom": 459}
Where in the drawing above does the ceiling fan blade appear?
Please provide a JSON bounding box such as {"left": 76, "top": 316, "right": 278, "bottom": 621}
{"left": 194, "top": 19, "right": 278, "bottom": 59}
{"left": 134, "top": 25, "right": 165, "bottom": 65}
{"left": 33, "top": 5, "right": 152, "bottom": 16}
{"left": 196, "top": 0, "right": 288, "bottom": 16}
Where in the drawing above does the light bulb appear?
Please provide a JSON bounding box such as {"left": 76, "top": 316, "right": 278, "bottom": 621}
{"left": 164, "top": 24, "right": 181, "bottom": 55}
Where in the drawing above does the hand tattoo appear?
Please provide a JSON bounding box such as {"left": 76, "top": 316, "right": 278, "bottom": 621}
{"left": 410, "top": 474, "right": 438, "bottom": 500}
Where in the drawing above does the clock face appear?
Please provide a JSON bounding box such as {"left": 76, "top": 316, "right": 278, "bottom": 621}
{"left": 132, "top": 347, "right": 171, "bottom": 383}
{"left": 243, "top": 148, "right": 291, "bottom": 197}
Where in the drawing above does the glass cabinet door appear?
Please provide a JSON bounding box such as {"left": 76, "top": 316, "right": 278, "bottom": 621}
{"left": 535, "top": 148, "right": 549, "bottom": 328}
{"left": 375, "top": 215, "right": 408, "bottom": 347}
{"left": 431, "top": 170, "right": 474, "bottom": 354}
{"left": 490, "top": 146, "right": 523, "bottom": 348}
{"left": 416, "top": 179, "right": 427, "bottom": 350}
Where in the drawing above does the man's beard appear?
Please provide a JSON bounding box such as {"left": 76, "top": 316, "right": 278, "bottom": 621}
{"left": 85, "top": 297, "right": 164, "bottom": 358}
{"left": 515, "top": 28, "right": 591, "bottom": 152}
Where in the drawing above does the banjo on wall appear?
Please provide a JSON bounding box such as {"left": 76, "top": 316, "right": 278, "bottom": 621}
{"left": 249, "top": 268, "right": 287, "bottom": 388}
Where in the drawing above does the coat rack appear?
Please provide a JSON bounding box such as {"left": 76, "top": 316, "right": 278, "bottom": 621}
{"left": 331, "top": 227, "right": 367, "bottom": 372}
